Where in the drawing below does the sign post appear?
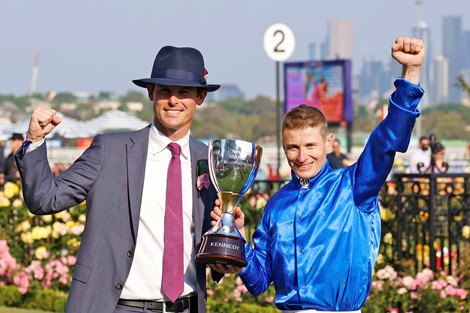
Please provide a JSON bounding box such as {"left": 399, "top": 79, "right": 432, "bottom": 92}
{"left": 263, "top": 23, "right": 295, "bottom": 178}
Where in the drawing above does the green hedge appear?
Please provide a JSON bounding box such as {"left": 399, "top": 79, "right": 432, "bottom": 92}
{"left": 0, "top": 287, "right": 66, "bottom": 313}
{"left": 0, "top": 286, "right": 22, "bottom": 307}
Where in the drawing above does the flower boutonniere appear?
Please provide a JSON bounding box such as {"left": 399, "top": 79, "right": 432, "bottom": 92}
{"left": 196, "top": 160, "right": 210, "bottom": 191}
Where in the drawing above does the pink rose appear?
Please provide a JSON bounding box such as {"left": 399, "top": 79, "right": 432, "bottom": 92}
{"left": 196, "top": 173, "right": 210, "bottom": 190}
{"left": 67, "top": 255, "right": 77, "bottom": 265}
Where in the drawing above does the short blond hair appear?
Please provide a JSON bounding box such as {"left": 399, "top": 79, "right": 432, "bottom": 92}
{"left": 282, "top": 105, "right": 328, "bottom": 139}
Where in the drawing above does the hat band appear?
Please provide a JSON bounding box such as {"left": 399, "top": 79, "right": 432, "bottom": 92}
{"left": 152, "top": 68, "right": 206, "bottom": 85}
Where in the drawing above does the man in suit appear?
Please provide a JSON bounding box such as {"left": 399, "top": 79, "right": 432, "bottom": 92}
{"left": 0, "top": 137, "right": 5, "bottom": 174}
{"left": 16, "top": 46, "right": 221, "bottom": 313}
{"left": 4, "top": 133, "right": 24, "bottom": 182}
{"left": 326, "top": 138, "right": 349, "bottom": 169}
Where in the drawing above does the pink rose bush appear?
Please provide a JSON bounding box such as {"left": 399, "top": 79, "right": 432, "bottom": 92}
{"left": 366, "top": 266, "right": 469, "bottom": 312}
{"left": 0, "top": 181, "right": 85, "bottom": 299}
{"left": 1, "top": 240, "right": 77, "bottom": 294}
{"left": 205, "top": 267, "right": 277, "bottom": 311}
{"left": 0, "top": 240, "right": 19, "bottom": 284}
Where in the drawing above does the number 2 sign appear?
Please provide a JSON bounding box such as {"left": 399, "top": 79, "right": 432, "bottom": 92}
{"left": 263, "top": 23, "right": 295, "bottom": 62}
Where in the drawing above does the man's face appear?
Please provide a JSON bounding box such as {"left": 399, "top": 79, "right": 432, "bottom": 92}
{"left": 434, "top": 149, "right": 445, "bottom": 161}
{"left": 332, "top": 141, "right": 341, "bottom": 154}
{"left": 282, "top": 126, "right": 333, "bottom": 179}
{"left": 419, "top": 139, "right": 430, "bottom": 151}
{"left": 148, "top": 84, "right": 206, "bottom": 140}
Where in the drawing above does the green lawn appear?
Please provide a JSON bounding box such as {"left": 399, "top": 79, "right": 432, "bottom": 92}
{"left": 0, "top": 308, "right": 52, "bottom": 313}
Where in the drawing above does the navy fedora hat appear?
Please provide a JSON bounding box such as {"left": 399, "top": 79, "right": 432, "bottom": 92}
{"left": 133, "top": 46, "right": 220, "bottom": 92}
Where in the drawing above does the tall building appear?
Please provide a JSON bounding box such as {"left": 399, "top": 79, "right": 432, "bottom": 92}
{"left": 442, "top": 16, "right": 463, "bottom": 104}
{"left": 358, "top": 57, "right": 389, "bottom": 105}
{"left": 431, "top": 56, "right": 449, "bottom": 106}
{"left": 327, "top": 20, "right": 354, "bottom": 61}
{"left": 320, "top": 41, "right": 329, "bottom": 60}
{"left": 308, "top": 40, "right": 328, "bottom": 61}
{"left": 389, "top": 55, "right": 402, "bottom": 85}
{"left": 308, "top": 43, "right": 318, "bottom": 60}
{"left": 412, "top": 21, "right": 432, "bottom": 107}
{"left": 463, "top": 31, "right": 470, "bottom": 69}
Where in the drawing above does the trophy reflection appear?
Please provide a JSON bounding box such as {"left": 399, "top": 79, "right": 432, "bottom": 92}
{"left": 195, "top": 139, "right": 263, "bottom": 267}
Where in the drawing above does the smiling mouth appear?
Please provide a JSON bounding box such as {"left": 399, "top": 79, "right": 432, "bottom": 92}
{"left": 165, "top": 108, "right": 182, "bottom": 113}
{"left": 294, "top": 162, "right": 313, "bottom": 170}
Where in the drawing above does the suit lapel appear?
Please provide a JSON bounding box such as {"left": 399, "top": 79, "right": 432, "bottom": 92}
{"left": 190, "top": 137, "right": 208, "bottom": 247}
{"left": 127, "top": 125, "right": 151, "bottom": 238}
{"left": 126, "top": 132, "right": 209, "bottom": 244}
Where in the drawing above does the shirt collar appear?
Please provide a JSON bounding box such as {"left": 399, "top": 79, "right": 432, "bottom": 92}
{"left": 148, "top": 123, "right": 190, "bottom": 160}
{"left": 291, "top": 161, "right": 331, "bottom": 188}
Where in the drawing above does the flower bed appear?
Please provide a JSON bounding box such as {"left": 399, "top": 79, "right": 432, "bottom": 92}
{"left": 1, "top": 180, "right": 469, "bottom": 312}
{"left": 364, "top": 266, "right": 469, "bottom": 312}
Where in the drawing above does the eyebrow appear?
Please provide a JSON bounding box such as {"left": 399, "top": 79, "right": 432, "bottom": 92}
{"left": 285, "top": 142, "right": 316, "bottom": 149}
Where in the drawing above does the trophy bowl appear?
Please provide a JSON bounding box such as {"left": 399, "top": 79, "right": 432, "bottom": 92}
{"left": 195, "top": 139, "right": 263, "bottom": 267}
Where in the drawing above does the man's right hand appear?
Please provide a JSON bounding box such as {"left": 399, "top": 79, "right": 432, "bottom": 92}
{"left": 209, "top": 198, "right": 247, "bottom": 274}
{"left": 27, "top": 107, "right": 62, "bottom": 142}
{"left": 210, "top": 198, "right": 246, "bottom": 238}
{"left": 391, "top": 37, "right": 425, "bottom": 85}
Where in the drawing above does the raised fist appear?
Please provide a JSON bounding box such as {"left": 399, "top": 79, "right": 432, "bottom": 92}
{"left": 391, "top": 37, "right": 425, "bottom": 67}
{"left": 392, "top": 37, "right": 425, "bottom": 84}
{"left": 27, "top": 107, "right": 62, "bottom": 142}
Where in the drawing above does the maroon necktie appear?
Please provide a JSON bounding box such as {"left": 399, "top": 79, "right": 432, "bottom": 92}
{"left": 161, "top": 143, "right": 184, "bottom": 303}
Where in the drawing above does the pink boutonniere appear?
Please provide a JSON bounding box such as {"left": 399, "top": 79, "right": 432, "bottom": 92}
{"left": 196, "top": 173, "right": 210, "bottom": 191}
{"left": 196, "top": 159, "right": 210, "bottom": 195}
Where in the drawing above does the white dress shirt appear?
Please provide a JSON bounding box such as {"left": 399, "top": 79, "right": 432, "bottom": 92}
{"left": 121, "top": 124, "right": 196, "bottom": 300}
{"left": 409, "top": 148, "right": 430, "bottom": 173}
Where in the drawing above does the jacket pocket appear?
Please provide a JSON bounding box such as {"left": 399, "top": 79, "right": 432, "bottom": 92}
{"left": 72, "top": 262, "right": 92, "bottom": 283}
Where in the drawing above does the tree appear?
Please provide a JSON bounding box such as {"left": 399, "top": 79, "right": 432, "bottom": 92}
{"left": 456, "top": 75, "right": 470, "bottom": 99}
{"left": 421, "top": 105, "right": 470, "bottom": 140}
{"left": 191, "top": 96, "right": 277, "bottom": 142}
{"left": 53, "top": 92, "right": 78, "bottom": 104}
{"left": 352, "top": 105, "right": 377, "bottom": 134}
{"left": 118, "top": 90, "right": 148, "bottom": 104}
{"left": 98, "top": 91, "right": 113, "bottom": 100}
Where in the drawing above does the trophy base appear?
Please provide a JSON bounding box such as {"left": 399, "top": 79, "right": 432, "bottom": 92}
{"left": 196, "top": 233, "right": 248, "bottom": 267}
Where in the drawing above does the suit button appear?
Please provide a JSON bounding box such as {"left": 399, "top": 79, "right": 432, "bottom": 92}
{"left": 127, "top": 251, "right": 134, "bottom": 257}
{"left": 115, "top": 283, "right": 123, "bottom": 290}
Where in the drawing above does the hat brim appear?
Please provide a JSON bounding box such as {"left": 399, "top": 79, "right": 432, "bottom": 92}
{"left": 132, "top": 78, "right": 220, "bottom": 92}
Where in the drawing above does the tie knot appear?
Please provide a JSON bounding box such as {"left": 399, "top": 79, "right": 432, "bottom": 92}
{"left": 168, "top": 142, "right": 181, "bottom": 156}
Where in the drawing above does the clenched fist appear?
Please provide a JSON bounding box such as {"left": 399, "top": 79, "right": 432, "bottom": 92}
{"left": 27, "top": 107, "right": 62, "bottom": 142}
{"left": 392, "top": 37, "right": 425, "bottom": 84}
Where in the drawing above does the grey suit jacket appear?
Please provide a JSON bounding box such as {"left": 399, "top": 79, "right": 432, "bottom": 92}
{"left": 17, "top": 125, "right": 218, "bottom": 313}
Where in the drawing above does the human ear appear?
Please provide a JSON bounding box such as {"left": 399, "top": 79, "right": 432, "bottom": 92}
{"left": 197, "top": 89, "right": 208, "bottom": 105}
{"left": 325, "top": 133, "right": 334, "bottom": 151}
{"left": 147, "top": 85, "right": 154, "bottom": 101}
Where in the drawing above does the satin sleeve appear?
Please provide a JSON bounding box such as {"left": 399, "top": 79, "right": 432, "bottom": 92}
{"left": 349, "top": 78, "right": 423, "bottom": 212}
{"left": 239, "top": 201, "right": 274, "bottom": 296}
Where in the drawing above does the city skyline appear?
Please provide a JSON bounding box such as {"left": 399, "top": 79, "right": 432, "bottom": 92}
{"left": 1, "top": 0, "right": 470, "bottom": 100}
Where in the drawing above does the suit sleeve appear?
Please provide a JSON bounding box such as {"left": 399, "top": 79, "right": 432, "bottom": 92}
{"left": 16, "top": 136, "right": 105, "bottom": 215}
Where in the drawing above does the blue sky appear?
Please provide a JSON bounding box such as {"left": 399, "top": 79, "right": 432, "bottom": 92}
{"left": 1, "top": 0, "right": 469, "bottom": 99}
